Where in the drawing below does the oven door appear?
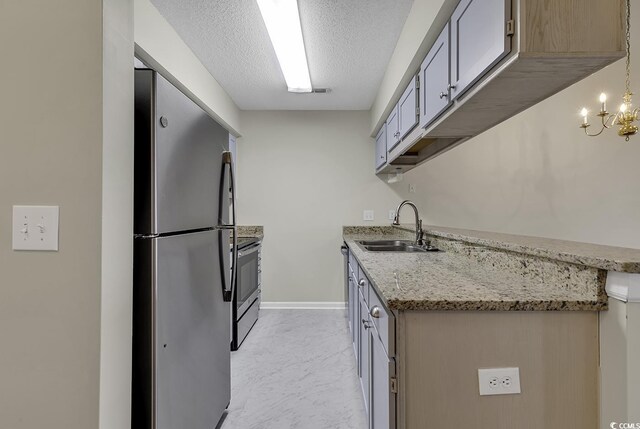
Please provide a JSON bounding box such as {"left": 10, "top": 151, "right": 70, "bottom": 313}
{"left": 236, "top": 242, "right": 260, "bottom": 317}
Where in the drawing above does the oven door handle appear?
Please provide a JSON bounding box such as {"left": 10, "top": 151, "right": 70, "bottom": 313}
{"left": 238, "top": 243, "right": 261, "bottom": 257}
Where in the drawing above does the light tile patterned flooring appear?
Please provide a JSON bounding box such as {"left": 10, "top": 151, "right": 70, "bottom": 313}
{"left": 220, "top": 309, "right": 367, "bottom": 429}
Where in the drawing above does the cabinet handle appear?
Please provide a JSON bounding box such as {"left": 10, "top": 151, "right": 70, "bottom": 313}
{"left": 370, "top": 306, "right": 381, "bottom": 318}
{"left": 447, "top": 84, "right": 456, "bottom": 91}
{"left": 358, "top": 279, "right": 366, "bottom": 287}
{"left": 439, "top": 91, "right": 447, "bottom": 99}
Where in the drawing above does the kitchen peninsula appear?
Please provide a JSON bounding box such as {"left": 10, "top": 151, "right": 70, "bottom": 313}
{"left": 343, "top": 225, "right": 640, "bottom": 428}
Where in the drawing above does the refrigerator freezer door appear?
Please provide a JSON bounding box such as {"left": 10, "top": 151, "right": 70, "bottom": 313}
{"left": 154, "top": 231, "right": 230, "bottom": 429}
{"left": 134, "top": 70, "right": 229, "bottom": 235}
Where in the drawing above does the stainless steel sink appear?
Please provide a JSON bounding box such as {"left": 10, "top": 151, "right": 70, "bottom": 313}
{"left": 358, "top": 240, "right": 414, "bottom": 246}
{"left": 357, "top": 240, "right": 440, "bottom": 253}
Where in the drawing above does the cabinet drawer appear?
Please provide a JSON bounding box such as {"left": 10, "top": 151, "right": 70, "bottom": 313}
{"left": 368, "top": 287, "right": 395, "bottom": 356}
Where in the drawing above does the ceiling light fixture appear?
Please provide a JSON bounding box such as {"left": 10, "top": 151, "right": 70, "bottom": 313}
{"left": 257, "top": 0, "right": 312, "bottom": 93}
{"left": 579, "top": 0, "right": 638, "bottom": 141}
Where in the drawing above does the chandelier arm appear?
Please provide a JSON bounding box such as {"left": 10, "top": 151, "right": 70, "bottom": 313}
{"left": 601, "top": 113, "right": 618, "bottom": 129}
{"left": 583, "top": 125, "right": 607, "bottom": 137}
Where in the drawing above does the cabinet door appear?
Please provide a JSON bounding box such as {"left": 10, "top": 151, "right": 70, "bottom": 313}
{"left": 359, "top": 297, "right": 370, "bottom": 414}
{"left": 370, "top": 329, "right": 395, "bottom": 429}
{"left": 347, "top": 268, "right": 355, "bottom": 332}
{"left": 350, "top": 270, "right": 358, "bottom": 354}
{"left": 375, "top": 123, "right": 387, "bottom": 169}
{"left": 386, "top": 106, "right": 399, "bottom": 152}
{"left": 450, "top": 0, "right": 511, "bottom": 100}
{"left": 398, "top": 75, "right": 418, "bottom": 140}
{"left": 420, "top": 23, "right": 452, "bottom": 129}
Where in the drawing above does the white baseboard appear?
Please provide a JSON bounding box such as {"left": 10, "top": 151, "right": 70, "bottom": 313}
{"left": 260, "top": 301, "right": 347, "bottom": 310}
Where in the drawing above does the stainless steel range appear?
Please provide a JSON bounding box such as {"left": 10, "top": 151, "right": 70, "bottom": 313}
{"left": 231, "top": 237, "right": 262, "bottom": 350}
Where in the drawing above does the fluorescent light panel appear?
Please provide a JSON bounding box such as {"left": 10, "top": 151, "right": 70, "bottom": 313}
{"left": 257, "top": 0, "right": 312, "bottom": 93}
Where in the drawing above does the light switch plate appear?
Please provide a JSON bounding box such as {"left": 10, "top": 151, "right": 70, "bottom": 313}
{"left": 363, "top": 210, "right": 374, "bottom": 221}
{"left": 12, "top": 205, "right": 59, "bottom": 251}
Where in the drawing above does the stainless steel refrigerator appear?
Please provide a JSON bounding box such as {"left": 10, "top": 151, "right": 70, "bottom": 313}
{"left": 132, "top": 68, "right": 238, "bottom": 429}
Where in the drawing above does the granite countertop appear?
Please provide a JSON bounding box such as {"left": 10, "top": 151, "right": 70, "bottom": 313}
{"left": 344, "top": 227, "right": 608, "bottom": 312}
{"left": 236, "top": 225, "right": 264, "bottom": 240}
{"left": 406, "top": 225, "right": 640, "bottom": 273}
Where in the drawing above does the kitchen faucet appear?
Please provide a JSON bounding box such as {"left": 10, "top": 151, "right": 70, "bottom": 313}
{"left": 392, "top": 200, "right": 425, "bottom": 246}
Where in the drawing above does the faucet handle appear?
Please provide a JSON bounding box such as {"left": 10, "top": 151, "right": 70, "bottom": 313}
{"left": 416, "top": 219, "right": 425, "bottom": 245}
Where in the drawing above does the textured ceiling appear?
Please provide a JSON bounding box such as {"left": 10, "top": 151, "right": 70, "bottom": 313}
{"left": 150, "top": 0, "right": 414, "bottom": 110}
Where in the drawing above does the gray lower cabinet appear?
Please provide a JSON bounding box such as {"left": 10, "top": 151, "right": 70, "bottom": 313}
{"left": 397, "top": 75, "right": 419, "bottom": 140}
{"left": 359, "top": 294, "right": 370, "bottom": 414}
{"left": 386, "top": 106, "right": 400, "bottom": 152}
{"left": 375, "top": 123, "right": 387, "bottom": 169}
{"left": 420, "top": 23, "right": 452, "bottom": 129}
{"left": 450, "top": 0, "right": 511, "bottom": 100}
{"left": 370, "top": 326, "right": 395, "bottom": 429}
{"left": 349, "top": 257, "right": 396, "bottom": 429}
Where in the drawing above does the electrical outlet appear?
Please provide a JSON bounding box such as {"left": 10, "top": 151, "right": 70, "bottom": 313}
{"left": 363, "top": 210, "right": 374, "bottom": 221}
{"left": 388, "top": 210, "right": 396, "bottom": 221}
{"left": 408, "top": 184, "right": 416, "bottom": 193}
{"left": 478, "top": 368, "right": 521, "bottom": 396}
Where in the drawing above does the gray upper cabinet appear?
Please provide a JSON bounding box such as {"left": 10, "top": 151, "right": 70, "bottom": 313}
{"left": 450, "top": 0, "right": 511, "bottom": 100}
{"left": 386, "top": 105, "right": 400, "bottom": 152}
{"left": 397, "top": 75, "right": 419, "bottom": 140}
{"left": 375, "top": 123, "right": 387, "bottom": 169}
{"left": 419, "top": 23, "right": 451, "bottom": 129}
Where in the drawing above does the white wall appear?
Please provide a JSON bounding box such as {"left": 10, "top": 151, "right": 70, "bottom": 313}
{"left": 100, "top": 0, "right": 134, "bottom": 428}
{"left": 134, "top": 0, "right": 241, "bottom": 135}
{"left": 237, "top": 111, "right": 405, "bottom": 303}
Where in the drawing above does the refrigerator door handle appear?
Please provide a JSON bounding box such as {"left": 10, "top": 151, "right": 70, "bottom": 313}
{"left": 219, "top": 151, "right": 237, "bottom": 302}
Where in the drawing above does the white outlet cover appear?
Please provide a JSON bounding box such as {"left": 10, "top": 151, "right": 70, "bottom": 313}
{"left": 408, "top": 184, "right": 416, "bottom": 193}
{"left": 12, "top": 205, "right": 60, "bottom": 251}
{"left": 388, "top": 210, "right": 396, "bottom": 220}
{"left": 478, "top": 367, "right": 521, "bottom": 396}
{"left": 363, "top": 210, "right": 374, "bottom": 221}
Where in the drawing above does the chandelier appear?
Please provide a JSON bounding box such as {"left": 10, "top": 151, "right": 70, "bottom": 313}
{"left": 580, "top": 0, "right": 638, "bottom": 141}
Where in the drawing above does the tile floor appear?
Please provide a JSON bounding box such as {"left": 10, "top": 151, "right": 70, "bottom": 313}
{"left": 220, "top": 309, "right": 367, "bottom": 429}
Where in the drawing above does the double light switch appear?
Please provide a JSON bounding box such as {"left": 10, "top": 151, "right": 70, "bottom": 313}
{"left": 12, "top": 205, "right": 59, "bottom": 251}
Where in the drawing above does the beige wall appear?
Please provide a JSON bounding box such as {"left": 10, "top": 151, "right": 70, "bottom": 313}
{"left": 0, "top": 1, "right": 104, "bottom": 428}
{"left": 237, "top": 111, "right": 405, "bottom": 303}
{"left": 134, "top": 0, "right": 241, "bottom": 136}
{"left": 393, "top": 9, "right": 640, "bottom": 249}
{"left": 399, "top": 55, "right": 640, "bottom": 248}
